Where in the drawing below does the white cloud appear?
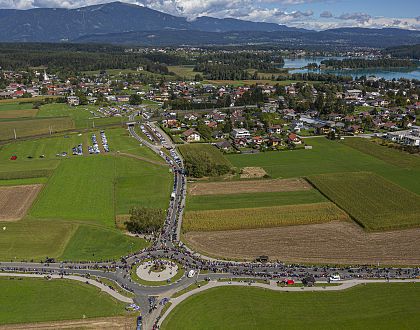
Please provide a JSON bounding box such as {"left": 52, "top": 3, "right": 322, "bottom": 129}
{"left": 0, "top": 0, "right": 419, "bottom": 30}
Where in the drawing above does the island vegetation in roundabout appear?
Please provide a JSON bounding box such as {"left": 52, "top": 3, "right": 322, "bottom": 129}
{"left": 131, "top": 258, "right": 185, "bottom": 286}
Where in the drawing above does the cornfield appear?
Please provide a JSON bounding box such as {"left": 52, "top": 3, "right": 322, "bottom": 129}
{"left": 307, "top": 172, "right": 420, "bottom": 231}
{"left": 183, "top": 202, "right": 350, "bottom": 232}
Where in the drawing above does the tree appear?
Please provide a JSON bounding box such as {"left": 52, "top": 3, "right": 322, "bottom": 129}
{"left": 125, "top": 207, "right": 165, "bottom": 234}
{"left": 197, "top": 122, "right": 212, "bottom": 140}
{"left": 129, "top": 94, "right": 143, "bottom": 105}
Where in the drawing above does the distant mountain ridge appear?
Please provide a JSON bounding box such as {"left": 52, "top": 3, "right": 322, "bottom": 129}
{"left": 0, "top": 1, "right": 418, "bottom": 47}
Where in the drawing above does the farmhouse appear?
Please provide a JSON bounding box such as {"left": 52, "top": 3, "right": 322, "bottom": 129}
{"left": 182, "top": 128, "right": 201, "bottom": 142}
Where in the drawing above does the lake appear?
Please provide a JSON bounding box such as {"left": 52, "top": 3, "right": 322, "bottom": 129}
{"left": 282, "top": 57, "right": 420, "bottom": 81}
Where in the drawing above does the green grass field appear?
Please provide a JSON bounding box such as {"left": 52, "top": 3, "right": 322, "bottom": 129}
{"left": 59, "top": 225, "right": 148, "bottom": 261}
{"left": 36, "top": 103, "right": 125, "bottom": 129}
{"left": 0, "top": 102, "right": 34, "bottom": 111}
{"left": 0, "top": 131, "right": 171, "bottom": 261}
{"left": 186, "top": 190, "right": 326, "bottom": 211}
{"left": 162, "top": 284, "right": 420, "bottom": 330}
{"left": 183, "top": 202, "right": 349, "bottom": 232}
{"left": 227, "top": 138, "right": 420, "bottom": 195}
{"left": 28, "top": 156, "right": 116, "bottom": 225}
{"left": 0, "top": 117, "right": 75, "bottom": 141}
{"left": 308, "top": 172, "right": 420, "bottom": 230}
{"left": 0, "top": 277, "right": 126, "bottom": 325}
{"left": 106, "top": 127, "right": 164, "bottom": 163}
{"left": 0, "top": 220, "right": 77, "bottom": 260}
{"left": 0, "top": 133, "right": 85, "bottom": 161}
{"left": 342, "top": 137, "right": 420, "bottom": 169}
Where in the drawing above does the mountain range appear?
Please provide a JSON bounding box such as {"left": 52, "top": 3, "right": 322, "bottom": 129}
{"left": 0, "top": 1, "right": 419, "bottom": 48}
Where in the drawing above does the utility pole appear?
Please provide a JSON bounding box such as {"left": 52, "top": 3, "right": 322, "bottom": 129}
{"left": 13, "top": 128, "right": 16, "bottom": 140}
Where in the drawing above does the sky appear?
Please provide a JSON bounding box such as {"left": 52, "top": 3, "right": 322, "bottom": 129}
{"left": 0, "top": 0, "right": 419, "bottom": 30}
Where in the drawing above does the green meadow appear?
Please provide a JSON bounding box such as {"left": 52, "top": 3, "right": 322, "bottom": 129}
{"left": 162, "top": 284, "right": 420, "bottom": 330}
{"left": 227, "top": 138, "right": 420, "bottom": 195}
{"left": 0, "top": 277, "right": 126, "bottom": 324}
{"left": 0, "top": 129, "right": 172, "bottom": 261}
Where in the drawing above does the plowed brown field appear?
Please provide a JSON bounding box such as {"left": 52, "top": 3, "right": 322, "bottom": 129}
{"left": 188, "top": 178, "right": 311, "bottom": 196}
{"left": 0, "top": 185, "right": 42, "bottom": 221}
{"left": 184, "top": 221, "right": 420, "bottom": 266}
{"left": 0, "top": 316, "right": 134, "bottom": 330}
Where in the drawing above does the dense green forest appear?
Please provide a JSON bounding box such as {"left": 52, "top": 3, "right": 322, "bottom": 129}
{"left": 194, "top": 52, "right": 284, "bottom": 80}
{"left": 386, "top": 44, "right": 420, "bottom": 60}
{"left": 321, "top": 58, "right": 417, "bottom": 69}
{"left": 0, "top": 43, "right": 170, "bottom": 75}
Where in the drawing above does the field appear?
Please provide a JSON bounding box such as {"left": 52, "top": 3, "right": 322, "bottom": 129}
{"left": 0, "top": 109, "right": 38, "bottom": 119}
{"left": 226, "top": 138, "right": 420, "bottom": 195}
{"left": 168, "top": 65, "right": 197, "bottom": 79}
{"left": 0, "top": 220, "right": 77, "bottom": 260}
{"left": 187, "top": 178, "right": 311, "bottom": 195}
{"left": 342, "top": 137, "right": 420, "bottom": 168}
{"left": 28, "top": 156, "right": 116, "bottom": 225}
{"left": 184, "top": 221, "right": 420, "bottom": 265}
{"left": 186, "top": 190, "right": 326, "bottom": 211}
{"left": 0, "top": 184, "right": 42, "bottom": 221}
{"left": 0, "top": 117, "right": 75, "bottom": 141}
{"left": 0, "top": 277, "right": 126, "bottom": 325}
{"left": 59, "top": 225, "right": 148, "bottom": 261}
{"left": 183, "top": 202, "right": 349, "bottom": 232}
{"left": 308, "top": 172, "right": 420, "bottom": 230}
{"left": 0, "top": 131, "right": 172, "bottom": 261}
{"left": 162, "top": 284, "right": 420, "bottom": 329}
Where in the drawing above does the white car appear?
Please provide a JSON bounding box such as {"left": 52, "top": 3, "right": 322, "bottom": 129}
{"left": 187, "top": 270, "right": 196, "bottom": 278}
{"left": 329, "top": 274, "right": 341, "bottom": 281}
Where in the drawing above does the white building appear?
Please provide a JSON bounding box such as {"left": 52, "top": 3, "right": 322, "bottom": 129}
{"left": 231, "top": 128, "right": 251, "bottom": 139}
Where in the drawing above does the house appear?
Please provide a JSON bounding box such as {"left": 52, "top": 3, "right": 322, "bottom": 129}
{"left": 212, "top": 131, "right": 225, "bottom": 140}
{"left": 268, "top": 125, "right": 282, "bottom": 135}
{"left": 215, "top": 140, "right": 232, "bottom": 151}
{"left": 314, "top": 123, "right": 331, "bottom": 135}
{"left": 116, "top": 95, "right": 130, "bottom": 103}
{"left": 182, "top": 129, "right": 201, "bottom": 142}
{"left": 288, "top": 133, "right": 302, "bottom": 144}
{"left": 231, "top": 128, "right": 251, "bottom": 139}
{"left": 67, "top": 96, "right": 80, "bottom": 106}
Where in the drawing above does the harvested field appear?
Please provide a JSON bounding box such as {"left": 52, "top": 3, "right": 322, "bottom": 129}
{"left": 308, "top": 172, "right": 420, "bottom": 230}
{"left": 188, "top": 178, "right": 311, "bottom": 196}
{"left": 0, "top": 316, "right": 135, "bottom": 330}
{"left": 183, "top": 202, "right": 350, "bottom": 232}
{"left": 184, "top": 221, "right": 420, "bottom": 265}
{"left": 240, "top": 167, "right": 267, "bottom": 179}
{"left": 0, "top": 109, "right": 38, "bottom": 119}
{"left": 0, "top": 185, "right": 42, "bottom": 221}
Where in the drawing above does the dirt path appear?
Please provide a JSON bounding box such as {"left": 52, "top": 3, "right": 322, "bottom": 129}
{"left": 184, "top": 221, "right": 420, "bottom": 265}
{"left": 0, "top": 185, "right": 43, "bottom": 221}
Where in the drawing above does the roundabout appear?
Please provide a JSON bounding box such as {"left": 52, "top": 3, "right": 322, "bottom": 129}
{"left": 131, "top": 259, "right": 185, "bottom": 286}
{"left": 136, "top": 260, "right": 179, "bottom": 282}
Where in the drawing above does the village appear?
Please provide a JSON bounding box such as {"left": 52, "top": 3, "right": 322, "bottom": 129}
{"left": 1, "top": 64, "right": 420, "bottom": 153}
